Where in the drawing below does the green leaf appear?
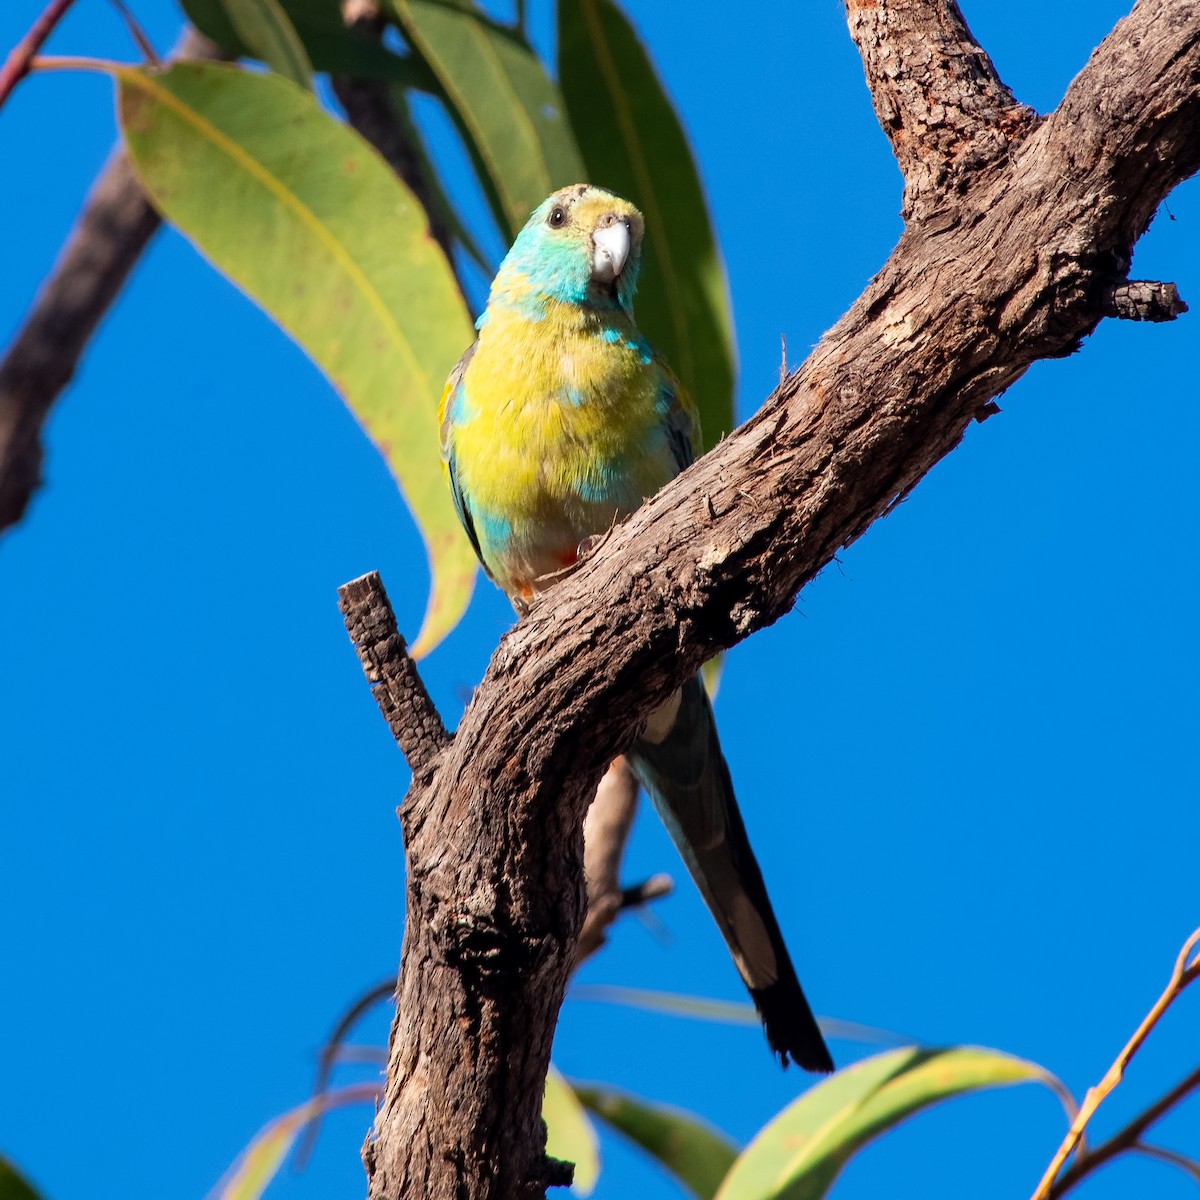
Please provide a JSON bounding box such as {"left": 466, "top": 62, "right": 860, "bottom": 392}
{"left": 388, "top": 0, "right": 586, "bottom": 238}
{"left": 544, "top": 1066, "right": 601, "bottom": 1196}
{"left": 713, "top": 1046, "right": 1070, "bottom": 1200}
{"left": 576, "top": 1082, "right": 738, "bottom": 1200}
{"left": 115, "top": 62, "right": 477, "bottom": 655}
{"left": 0, "top": 1157, "right": 43, "bottom": 1200}
{"left": 569, "top": 986, "right": 908, "bottom": 1047}
{"left": 384, "top": 81, "right": 493, "bottom": 275}
{"left": 222, "top": 0, "right": 314, "bottom": 90}
{"left": 558, "top": 0, "right": 736, "bottom": 453}
{"left": 181, "top": 0, "right": 424, "bottom": 81}
{"left": 209, "top": 1083, "right": 381, "bottom": 1199}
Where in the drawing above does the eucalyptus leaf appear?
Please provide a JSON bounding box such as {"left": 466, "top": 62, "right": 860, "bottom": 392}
{"left": 181, "top": 0, "right": 424, "bottom": 81}
{"left": 114, "top": 62, "right": 477, "bottom": 654}
{"left": 389, "top": 0, "right": 585, "bottom": 238}
{"left": 221, "top": 0, "right": 313, "bottom": 89}
{"left": 208, "top": 1083, "right": 380, "bottom": 1199}
{"left": 0, "top": 1157, "right": 43, "bottom": 1200}
{"left": 713, "top": 1046, "right": 1071, "bottom": 1200}
{"left": 570, "top": 985, "right": 909, "bottom": 1047}
{"left": 558, "top": 0, "right": 736, "bottom": 452}
{"left": 576, "top": 1082, "right": 738, "bottom": 1200}
{"left": 544, "top": 1066, "right": 601, "bottom": 1196}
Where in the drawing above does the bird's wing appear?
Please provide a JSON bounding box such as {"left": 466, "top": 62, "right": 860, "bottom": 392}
{"left": 439, "top": 341, "right": 486, "bottom": 570}
{"left": 656, "top": 361, "right": 701, "bottom": 474}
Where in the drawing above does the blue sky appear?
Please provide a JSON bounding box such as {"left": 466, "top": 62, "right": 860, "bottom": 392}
{"left": 1, "top": 2, "right": 1197, "bottom": 1199}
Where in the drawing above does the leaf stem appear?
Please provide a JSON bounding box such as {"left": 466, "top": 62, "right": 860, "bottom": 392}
{"left": 27, "top": 54, "right": 125, "bottom": 74}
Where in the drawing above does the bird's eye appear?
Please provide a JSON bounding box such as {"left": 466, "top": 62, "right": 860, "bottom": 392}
{"left": 547, "top": 205, "right": 568, "bottom": 228}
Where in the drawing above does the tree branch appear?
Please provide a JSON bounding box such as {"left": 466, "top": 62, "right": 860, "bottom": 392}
{"left": 352, "top": 2, "right": 1200, "bottom": 1196}
{"left": 0, "top": 25, "right": 224, "bottom": 535}
{"left": 1104, "top": 279, "right": 1189, "bottom": 321}
{"left": 575, "top": 756, "right": 672, "bottom": 966}
{"left": 845, "top": 0, "right": 1039, "bottom": 220}
{"left": 337, "top": 572, "right": 448, "bottom": 780}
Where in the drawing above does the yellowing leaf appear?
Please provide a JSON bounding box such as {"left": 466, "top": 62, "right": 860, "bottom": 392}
{"left": 390, "top": 0, "right": 585, "bottom": 238}
{"left": 714, "top": 1046, "right": 1072, "bottom": 1200}
{"left": 544, "top": 1066, "right": 601, "bottom": 1195}
{"left": 558, "top": 0, "right": 736, "bottom": 453}
{"left": 114, "top": 63, "right": 477, "bottom": 654}
{"left": 208, "top": 1083, "right": 380, "bottom": 1200}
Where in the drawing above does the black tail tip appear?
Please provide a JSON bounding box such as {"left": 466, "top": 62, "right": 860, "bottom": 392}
{"left": 752, "top": 984, "right": 835, "bottom": 1074}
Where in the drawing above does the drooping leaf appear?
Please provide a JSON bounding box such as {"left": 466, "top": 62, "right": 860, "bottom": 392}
{"left": 0, "top": 1157, "right": 43, "bottom": 1200}
{"left": 181, "top": 0, "right": 425, "bottom": 81}
{"left": 558, "top": 0, "right": 736, "bottom": 452}
{"left": 207, "top": 1083, "right": 381, "bottom": 1200}
{"left": 569, "top": 985, "right": 908, "bottom": 1047}
{"left": 713, "top": 1046, "right": 1072, "bottom": 1200}
{"left": 575, "top": 1082, "right": 738, "bottom": 1200}
{"left": 544, "top": 1066, "right": 601, "bottom": 1196}
{"left": 115, "top": 62, "right": 477, "bottom": 654}
{"left": 221, "top": 0, "right": 313, "bottom": 90}
{"left": 388, "top": 0, "right": 585, "bottom": 239}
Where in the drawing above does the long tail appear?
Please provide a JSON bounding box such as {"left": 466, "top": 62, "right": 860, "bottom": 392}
{"left": 627, "top": 676, "right": 834, "bottom": 1072}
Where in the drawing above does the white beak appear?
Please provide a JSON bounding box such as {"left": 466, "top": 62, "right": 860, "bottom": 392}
{"left": 592, "top": 220, "right": 631, "bottom": 283}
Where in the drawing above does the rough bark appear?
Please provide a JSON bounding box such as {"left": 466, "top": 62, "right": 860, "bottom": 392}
{"left": 348, "top": 2, "right": 1200, "bottom": 1198}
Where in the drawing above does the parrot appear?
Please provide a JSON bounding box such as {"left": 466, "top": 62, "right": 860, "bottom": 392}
{"left": 438, "top": 184, "right": 833, "bottom": 1072}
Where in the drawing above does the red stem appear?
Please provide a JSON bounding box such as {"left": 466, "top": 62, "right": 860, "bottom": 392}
{"left": 0, "top": 0, "right": 79, "bottom": 111}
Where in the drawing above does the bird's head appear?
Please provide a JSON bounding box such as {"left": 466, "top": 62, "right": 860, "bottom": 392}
{"left": 488, "top": 185, "right": 645, "bottom": 318}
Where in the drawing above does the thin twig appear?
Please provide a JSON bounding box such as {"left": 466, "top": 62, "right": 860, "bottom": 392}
{"left": 1130, "top": 1142, "right": 1200, "bottom": 1185}
{"left": 105, "top": 0, "right": 160, "bottom": 64}
{"left": 0, "top": 0, "right": 78, "bottom": 111}
{"left": 1032, "top": 928, "right": 1200, "bottom": 1200}
{"left": 1048, "top": 1063, "right": 1200, "bottom": 1198}
{"left": 295, "top": 977, "right": 397, "bottom": 1170}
